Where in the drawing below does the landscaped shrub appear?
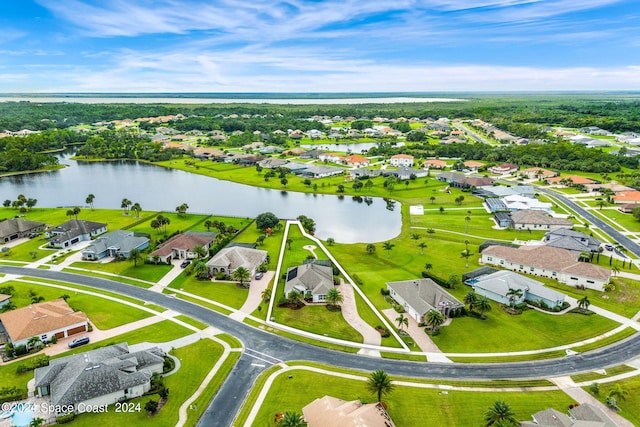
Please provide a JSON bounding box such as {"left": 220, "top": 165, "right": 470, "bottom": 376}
{"left": 13, "top": 345, "right": 27, "bottom": 356}
{"left": 215, "top": 271, "right": 228, "bottom": 280}
{"left": 162, "top": 356, "right": 175, "bottom": 374}
{"left": 145, "top": 399, "right": 159, "bottom": 415}
{"left": 380, "top": 288, "right": 390, "bottom": 296}
{"left": 56, "top": 413, "right": 76, "bottom": 424}
{"left": 352, "top": 273, "right": 363, "bottom": 286}
{"left": 49, "top": 335, "right": 58, "bottom": 344}
{"left": 0, "top": 386, "right": 27, "bottom": 404}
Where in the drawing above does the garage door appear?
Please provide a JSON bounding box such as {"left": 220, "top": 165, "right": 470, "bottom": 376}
{"left": 55, "top": 332, "right": 65, "bottom": 339}
{"left": 66, "top": 325, "right": 87, "bottom": 336}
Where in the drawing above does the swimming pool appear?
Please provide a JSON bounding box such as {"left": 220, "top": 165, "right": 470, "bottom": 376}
{"left": 11, "top": 404, "right": 34, "bottom": 427}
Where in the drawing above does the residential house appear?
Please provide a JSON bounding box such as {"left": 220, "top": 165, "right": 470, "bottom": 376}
{"left": 618, "top": 203, "right": 639, "bottom": 213}
{"left": 258, "top": 158, "right": 288, "bottom": 169}
{"left": 81, "top": 230, "right": 150, "bottom": 261}
{"left": 284, "top": 262, "right": 334, "bottom": 303}
{"left": 481, "top": 245, "right": 611, "bottom": 291}
{"left": 298, "top": 165, "right": 344, "bottom": 178}
{"left": 423, "top": 159, "right": 448, "bottom": 169}
{"left": 471, "top": 270, "right": 566, "bottom": 309}
{"left": 543, "top": 229, "right": 601, "bottom": 254}
{"left": 494, "top": 212, "right": 513, "bottom": 227}
{"left": 148, "top": 232, "right": 216, "bottom": 263}
{"left": 303, "top": 396, "right": 396, "bottom": 427}
{"left": 318, "top": 153, "right": 343, "bottom": 163}
{"left": 436, "top": 171, "right": 467, "bottom": 186}
{"left": 389, "top": 154, "right": 414, "bottom": 167}
{"left": 300, "top": 149, "right": 324, "bottom": 159}
{"left": 0, "top": 298, "right": 88, "bottom": 347}
{"left": 613, "top": 190, "right": 640, "bottom": 204}
{"left": 206, "top": 246, "right": 267, "bottom": 277}
{"left": 282, "top": 162, "right": 310, "bottom": 173}
{"left": 193, "top": 147, "right": 224, "bottom": 160}
{"left": 521, "top": 403, "right": 618, "bottom": 427}
{"left": 384, "top": 167, "right": 428, "bottom": 181}
{"left": 477, "top": 185, "right": 536, "bottom": 198}
{"left": 510, "top": 210, "right": 573, "bottom": 230}
{"left": 520, "top": 167, "right": 558, "bottom": 180}
{"left": 46, "top": 220, "right": 107, "bottom": 249}
{"left": 348, "top": 168, "right": 382, "bottom": 180}
{"left": 386, "top": 278, "right": 464, "bottom": 322}
{"left": 485, "top": 198, "right": 509, "bottom": 213}
{"left": 547, "top": 175, "right": 596, "bottom": 186}
{"left": 0, "top": 218, "right": 46, "bottom": 243}
{"left": 344, "top": 155, "right": 370, "bottom": 167}
{"left": 463, "top": 177, "right": 495, "bottom": 189}
{"left": 488, "top": 163, "right": 519, "bottom": 174}
{"left": 502, "top": 195, "right": 553, "bottom": 212}
{"left": 34, "top": 343, "right": 165, "bottom": 415}
{"left": 463, "top": 160, "right": 485, "bottom": 172}
{"left": 0, "top": 294, "right": 11, "bottom": 310}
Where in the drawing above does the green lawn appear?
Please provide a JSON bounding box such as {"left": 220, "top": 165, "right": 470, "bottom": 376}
{"left": 432, "top": 307, "right": 619, "bottom": 353}
{"left": 69, "top": 338, "right": 228, "bottom": 427}
{"left": 592, "top": 208, "right": 640, "bottom": 232}
{"left": 169, "top": 276, "right": 249, "bottom": 309}
{"left": 70, "top": 260, "right": 172, "bottom": 282}
{"left": 585, "top": 376, "right": 640, "bottom": 426}
{"left": 174, "top": 314, "right": 209, "bottom": 330}
{"left": 571, "top": 364, "right": 636, "bottom": 383}
{"left": 4, "top": 280, "right": 154, "bottom": 329}
{"left": 243, "top": 369, "right": 575, "bottom": 427}
{"left": 127, "top": 212, "right": 212, "bottom": 237}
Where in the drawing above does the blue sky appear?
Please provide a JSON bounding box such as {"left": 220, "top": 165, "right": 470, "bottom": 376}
{"left": 1, "top": 0, "right": 639, "bottom": 92}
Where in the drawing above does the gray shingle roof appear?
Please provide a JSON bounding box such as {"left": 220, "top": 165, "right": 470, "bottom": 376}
{"left": 472, "top": 270, "right": 565, "bottom": 302}
{"left": 0, "top": 219, "right": 46, "bottom": 238}
{"left": 386, "top": 278, "right": 463, "bottom": 316}
{"left": 285, "top": 263, "right": 334, "bottom": 296}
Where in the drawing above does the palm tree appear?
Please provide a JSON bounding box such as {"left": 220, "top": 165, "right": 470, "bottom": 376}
{"left": 204, "top": 219, "right": 214, "bottom": 231}
{"left": 464, "top": 290, "right": 477, "bottom": 312}
{"left": 430, "top": 196, "right": 436, "bottom": 204}
{"left": 382, "top": 241, "right": 395, "bottom": 259}
{"left": 608, "top": 383, "right": 629, "bottom": 402}
{"left": 256, "top": 235, "right": 266, "bottom": 246}
{"left": 427, "top": 228, "right": 435, "bottom": 238}
{"left": 366, "top": 243, "right": 376, "bottom": 254}
{"left": 193, "top": 245, "right": 207, "bottom": 258}
{"left": 176, "top": 203, "right": 189, "bottom": 216}
{"left": 367, "top": 369, "right": 394, "bottom": 402}
{"left": 131, "top": 202, "right": 142, "bottom": 218}
{"left": 425, "top": 309, "right": 445, "bottom": 334}
{"left": 85, "top": 193, "right": 95, "bottom": 210}
{"left": 424, "top": 263, "right": 433, "bottom": 273}
{"left": 232, "top": 266, "right": 251, "bottom": 287}
{"left": 192, "top": 261, "right": 211, "bottom": 280}
{"left": 411, "top": 233, "right": 421, "bottom": 246}
{"left": 287, "top": 289, "right": 303, "bottom": 306}
{"left": 121, "top": 198, "right": 132, "bottom": 214}
{"left": 465, "top": 215, "right": 471, "bottom": 233}
{"left": 277, "top": 411, "right": 305, "bottom": 426}
{"left": 475, "top": 295, "right": 492, "bottom": 319}
{"left": 578, "top": 296, "right": 590, "bottom": 312}
{"left": 396, "top": 313, "right": 408, "bottom": 330}
{"left": 29, "top": 417, "right": 46, "bottom": 427}
{"left": 484, "top": 400, "right": 517, "bottom": 426}
{"left": 261, "top": 288, "right": 272, "bottom": 303}
{"left": 325, "top": 287, "right": 343, "bottom": 309}
{"left": 286, "top": 238, "right": 293, "bottom": 250}
{"left": 506, "top": 288, "right": 523, "bottom": 308}
{"left": 418, "top": 242, "right": 427, "bottom": 255}
{"left": 128, "top": 248, "right": 143, "bottom": 267}
{"left": 27, "top": 336, "right": 42, "bottom": 350}
{"left": 439, "top": 206, "right": 445, "bottom": 214}
{"left": 461, "top": 249, "right": 472, "bottom": 268}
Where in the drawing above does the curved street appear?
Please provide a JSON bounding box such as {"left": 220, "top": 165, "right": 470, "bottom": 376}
{"left": 1, "top": 266, "right": 639, "bottom": 426}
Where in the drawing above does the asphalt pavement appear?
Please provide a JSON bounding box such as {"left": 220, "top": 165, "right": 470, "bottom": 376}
{"left": 2, "top": 266, "right": 639, "bottom": 427}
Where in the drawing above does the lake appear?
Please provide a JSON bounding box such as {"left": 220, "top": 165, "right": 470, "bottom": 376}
{"left": 0, "top": 156, "right": 401, "bottom": 243}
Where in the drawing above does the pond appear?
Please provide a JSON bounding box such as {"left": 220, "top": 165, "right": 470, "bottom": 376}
{"left": 0, "top": 155, "right": 401, "bottom": 243}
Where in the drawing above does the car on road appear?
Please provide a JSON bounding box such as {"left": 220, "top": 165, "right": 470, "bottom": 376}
{"left": 604, "top": 244, "right": 614, "bottom": 251}
{"left": 255, "top": 272, "right": 263, "bottom": 280}
{"left": 68, "top": 336, "right": 90, "bottom": 348}
{"left": 180, "top": 260, "right": 191, "bottom": 268}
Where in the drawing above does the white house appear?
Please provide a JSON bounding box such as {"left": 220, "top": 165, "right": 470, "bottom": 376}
{"left": 510, "top": 210, "right": 573, "bottom": 230}
{"left": 206, "top": 246, "right": 267, "bottom": 276}
{"left": 389, "top": 154, "right": 414, "bottom": 167}
{"left": 471, "top": 270, "right": 566, "bottom": 309}
{"left": 148, "top": 232, "right": 216, "bottom": 263}
{"left": 481, "top": 245, "right": 611, "bottom": 291}
{"left": 386, "top": 279, "right": 463, "bottom": 323}
{"left": 46, "top": 219, "right": 107, "bottom": 249}
{"left": 0, "top": 299, "right": 88, "bottom": 348}
{"left": 284, "top": 262, "right": 334, "bottom": 303}
{"left": 34, "top": 343, "right": 165, "bottom": 415}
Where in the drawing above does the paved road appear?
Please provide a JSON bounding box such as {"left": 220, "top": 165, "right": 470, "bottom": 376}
{"left": 538, "top": 188, "right": 640, "bottom": 258}
{"left": 3, "top": 266, "right": 640, "bottom": 427}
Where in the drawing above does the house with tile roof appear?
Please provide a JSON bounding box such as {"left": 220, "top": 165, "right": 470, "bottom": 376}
{"left": 0, "top": 294, "right": 11, "bottom": 310}
{"left": 344, "top": 155, "right": 370, "bottom": 167}
{"left": 0, "top": 219, "right": 46, "bottom": 243}
{"left": 423, "top": 159, "right": 448, "bottom": 169}
{"left": 46, "top": 219, "right": 107, "bottom": 249}
{"left": 0, "top": 298, "right": 88, "bottom": 347}
{"left": 547, "top": 175, "right": 596, "bottom": 185}
{"left": 389, "top": 154, "right": 414, "bottom": 167}
{"left": 510, "top": 210, "right": 573, "bottom": 230}
{"left": 284, "top": 262, "right": 334, "bottom": 303}
{"left": 481, "top": 245, "right": 611, "bottom": 291}
{"left": 206, "top": 246, "right": 267, "bottom": 277}
{"left": 488, "top": 163, "right": 519, "bottom": 174}
{"left": 519, "top": 167, "right": 558, "bottom": 180}
{"left": 543, "top": 229, "right": 601, "bottom": 254}
{"left": 34, "top": 342, "right": 165, "bottom": 415}
{"left": 612, "top": 190, "right": 640, "bottom": 204}
{"left": 148, "top": 232, "right": 217, "bottom": 263}
{"left": 81, "top": 230, "right": 150, "bottom": 261}
{"left": 386, "top": 278, "right": 463, "bottom": 322}
{"left": 470, "top": 270, "right": 566, "bottom": 309}
{"left": 303, "top": 396, "right": 396, "bottom": 427}
{"left": 463, "top": 160, "right": 485, "bottom": 172}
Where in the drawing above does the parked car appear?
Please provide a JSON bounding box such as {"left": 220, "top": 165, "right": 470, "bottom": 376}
{"left": 180, "top": 260, "right": 191, "bottom": 268}
{"left": 604, "top": 244, "right": 614, "bottom": 251}
{"left": 255, "top": 272, "right": 264, "bottom": 280}
{"left": 68, "top": 336, "right": 90, "bottom": 348}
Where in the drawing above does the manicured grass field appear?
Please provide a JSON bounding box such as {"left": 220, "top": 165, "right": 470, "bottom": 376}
{"left": 170, "top": 276, "right": 249, "bottom": 309}
{"left": 127, "top": 212, "right": 211, "bottom": 237}
{"left": 244, "top": 369, "right": 575, "bottom": 427}
{"left": 592, "top": 208, "right": 640, "bottom": 232}
{"left": 571, "top": 364, "right": 636, "bottom": 383}
{"left": 432, "top": 306, "right": 619, "bottom": 353}
{"left": 4, "top": 280, "right": 154, "bottom": 329}
{"left": 70, "top": 260, "right": 172, "bottom": 282}
{"left": 585, "top": 376, "right": 640, "bottom": 426}
{"left": 174, "top": 314, "right": 209, "bottom": 330}
{"left": 69, "top": 338, "right": 228, "bottom": 427}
